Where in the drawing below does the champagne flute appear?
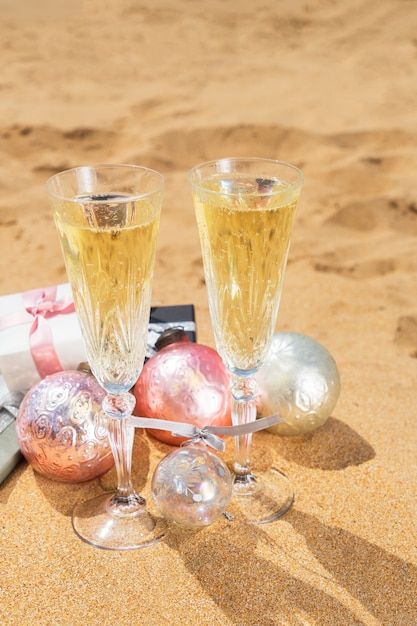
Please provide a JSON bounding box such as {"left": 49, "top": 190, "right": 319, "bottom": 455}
{"left": 188, "top": 158, "right": 303, "bottom": 523}
{"left": 46, "top": 164, "right": 164, "bottom": 549}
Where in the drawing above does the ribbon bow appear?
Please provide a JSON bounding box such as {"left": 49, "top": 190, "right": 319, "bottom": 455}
{"left": 132, "top": 413, "right": 282, "bottom": 452}
{"left": 0, "top": 286, "right": 75, "bottom": 379}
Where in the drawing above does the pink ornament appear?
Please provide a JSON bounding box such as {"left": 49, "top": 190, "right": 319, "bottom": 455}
{"left": 16, "top": 370, "right": 114, "bottom": 482}
{"left": 133, "top": 329, "right": 232, "bottom": 445}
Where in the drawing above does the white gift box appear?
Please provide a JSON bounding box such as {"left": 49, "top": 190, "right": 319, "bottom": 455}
{"left": 0, "top": 283, "right": 87, "bottom": 392}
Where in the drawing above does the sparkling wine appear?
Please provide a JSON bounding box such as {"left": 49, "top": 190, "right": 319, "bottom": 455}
{"left": 53, "top": 195, "right": 159, "bottom": 393}
{"left": 193, "top": 175, "right": 299, "bottom": 374}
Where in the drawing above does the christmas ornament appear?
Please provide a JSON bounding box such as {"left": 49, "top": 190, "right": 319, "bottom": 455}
{"left": 256, "top": 332, "right": 341, "bottom": 436}
{"left": 133, "top": 329, "right": 232, "bottom": 445}
{"left": 16, "top": 370, "right": 114, "bottom": 482}
{"left": 152, "top": 441, "right": 232, "bottom": 527}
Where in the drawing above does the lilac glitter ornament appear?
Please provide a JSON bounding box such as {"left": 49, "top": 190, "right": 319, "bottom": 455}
{"left": 16, "top": 370, "right": 114, "bottom": 482}
{"left": 152, "top": 442, "right": 233, "bottom": 528}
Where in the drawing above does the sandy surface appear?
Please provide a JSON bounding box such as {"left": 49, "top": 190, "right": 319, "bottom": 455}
{"left": 0, "top": 0, "right": 416, "bottom": 624}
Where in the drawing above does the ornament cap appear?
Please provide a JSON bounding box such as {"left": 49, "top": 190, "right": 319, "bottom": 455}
{"left": 155, "top": 327, "right": 189, "bottom": 351}
{"left": 77, "top": 361, "right": 92, "bottom": 374}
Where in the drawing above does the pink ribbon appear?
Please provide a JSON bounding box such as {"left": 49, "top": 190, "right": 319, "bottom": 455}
{"left": 0, "top": 286, "right": 75, "bottom": 379}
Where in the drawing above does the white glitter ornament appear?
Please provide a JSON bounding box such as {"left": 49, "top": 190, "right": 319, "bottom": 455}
{"left": 256, "top": 332, "right": 341, "bottom": 436}
{"left": 152, "top": 442, "right": 233, "bottom": 528}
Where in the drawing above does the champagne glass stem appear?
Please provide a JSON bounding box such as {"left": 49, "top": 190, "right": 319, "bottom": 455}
{"left": 231, "top": 373, "right": 294, "bottom": 520}
{"left": 103, "top": 393, "right": 144, "bottom": 509}
{"left": 231, "top": 375, "right": 259, "bottom": 493}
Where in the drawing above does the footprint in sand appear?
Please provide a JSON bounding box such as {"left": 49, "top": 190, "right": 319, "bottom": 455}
{"left": 0, "top": 123, "right": 118, "bottom": 178}
{"left": 394, "top": 315, "right": 417, "bottom": 357}
{"left": 122, "top": 123, "right": 310, "bottom": 172}
{"left": 312, "top": 196, "right": 417, "bottom": 280}
{"left": 326, "top": 196, "right": 417, "bottom": 236}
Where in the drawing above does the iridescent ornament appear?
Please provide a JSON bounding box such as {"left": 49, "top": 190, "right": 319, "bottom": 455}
{"left": 133, "top": 329, "right": 232, "bottom": 445}
{"left": 256, "top": 332, "right": 341, "bottom": 436}
{"left": 152, "top": 441, "right": 233, "bottom": 528}
{"left": 16, "top": 370, "right": 114, "bottom": 482}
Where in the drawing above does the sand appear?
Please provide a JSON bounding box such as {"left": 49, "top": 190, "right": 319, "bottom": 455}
{"left": 0, "top": 0, "right": 416, "bottom": 624}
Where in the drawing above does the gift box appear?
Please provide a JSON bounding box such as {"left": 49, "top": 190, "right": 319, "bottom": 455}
{"left": 0, "top": 378, "right": 23, "bottom": 484}
{"left": 0, "top": 284, "right": 87, "bottom": 393}
{"left": 0, "top": 297, "right": 196, "bottom": 483}
{"left": 147, "top": 304, "right": 196, "bottom": 359}
{"left": 0, "top": 281, "right": 196, "bottom": 393}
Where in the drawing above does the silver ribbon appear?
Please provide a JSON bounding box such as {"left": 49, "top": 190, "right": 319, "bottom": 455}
{"left": 0, "top": 391, "right": 25, "bottom": 435}
{"left": 131, "top": 413, "right": 282, "bottom": 452}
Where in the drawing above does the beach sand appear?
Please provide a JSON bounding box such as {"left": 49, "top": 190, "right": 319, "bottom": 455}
{"left": 0, "top": 0, "right": 416, "bottom": 624}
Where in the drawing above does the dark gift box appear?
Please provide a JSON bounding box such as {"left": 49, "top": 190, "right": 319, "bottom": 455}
{"left": 0, "top": 392, "right": 24, "bottom": 484}
{"left": 147, "top": 304, "right": 196, "bottom": 358}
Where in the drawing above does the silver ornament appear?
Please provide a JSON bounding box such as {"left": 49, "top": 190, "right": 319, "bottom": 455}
{"left": 256, "top": 332, "right": 341, "bottom": 436}
{"left": 152, "top": 442, "right": 232, "bottom": 528}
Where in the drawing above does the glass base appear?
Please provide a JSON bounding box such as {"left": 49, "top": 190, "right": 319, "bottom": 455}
{"left": 72, "top": 491, "right": 164, "bottom": 550}
{"left": 232, "top": 467, "right": 294, "bottom": 524}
